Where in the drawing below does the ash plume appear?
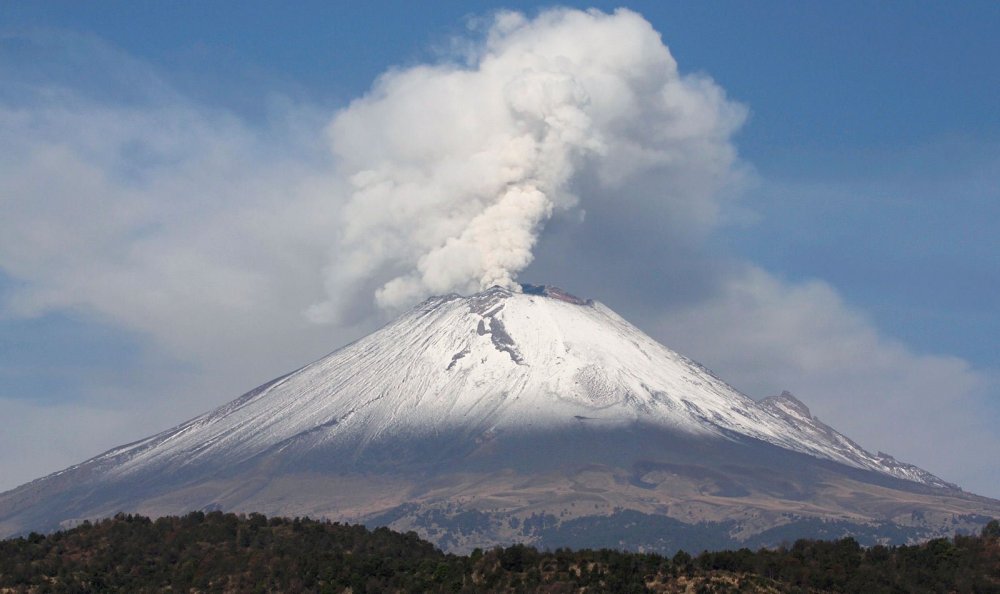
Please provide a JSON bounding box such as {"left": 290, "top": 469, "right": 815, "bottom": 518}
{"left": 305, "top": 8, "right": 744, "bottom": 321}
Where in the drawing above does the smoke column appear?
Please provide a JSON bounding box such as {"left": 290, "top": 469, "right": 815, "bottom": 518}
{"left": 306, "top": 8, "right": 744, "bottom": 322}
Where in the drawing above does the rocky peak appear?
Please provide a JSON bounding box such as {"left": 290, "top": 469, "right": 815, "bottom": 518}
{"left": 760, "top": 390, "right": 813, "bottom": 420}
{"left": 520, "top": 283, "right": 591, "bottom": 305}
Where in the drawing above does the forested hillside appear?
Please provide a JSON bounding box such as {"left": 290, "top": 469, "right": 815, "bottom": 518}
{"left": 1, "top": 512, "right": 998, "bottom": 593}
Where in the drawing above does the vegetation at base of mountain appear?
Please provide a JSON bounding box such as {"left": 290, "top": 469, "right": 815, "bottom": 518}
{"left": 0, "top": 512, "right": 997, "bottom": 593}
{"left": 535, "top": 509, "right": 735, "bottom": 553}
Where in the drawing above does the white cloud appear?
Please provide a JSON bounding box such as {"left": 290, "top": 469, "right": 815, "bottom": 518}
{"left": 649, "top": 266, "right": 999, "bottom": 495}
{"left": 0, "top": 99, "right": 348, "bottom": 376}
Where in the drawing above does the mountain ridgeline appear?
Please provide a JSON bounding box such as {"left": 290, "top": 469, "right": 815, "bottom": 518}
{"left": 1, "top": 285, "right": 998, "bottom": 552}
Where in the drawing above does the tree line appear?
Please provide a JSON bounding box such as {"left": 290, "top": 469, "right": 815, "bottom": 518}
{"left": 0, "top": 511, "right": 997, "bottom": 592}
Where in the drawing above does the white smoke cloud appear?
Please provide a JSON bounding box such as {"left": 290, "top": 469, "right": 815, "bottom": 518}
{"left": 306, "top": 8, "right": 745, "bottom": 321}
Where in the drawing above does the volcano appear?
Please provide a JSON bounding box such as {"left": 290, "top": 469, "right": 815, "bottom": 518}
{"left": 2, "top": 285, "right": 997, "bottom": 552}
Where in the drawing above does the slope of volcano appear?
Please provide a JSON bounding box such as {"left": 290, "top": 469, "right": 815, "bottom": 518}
{"left": 2, "top": 286, "right": 996, "bottom": 551}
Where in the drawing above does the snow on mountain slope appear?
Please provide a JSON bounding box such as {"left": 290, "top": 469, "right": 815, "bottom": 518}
{"left": 80, "top": 285, "right": 948, "bottom": 488}
{"left": 757, "top": 391, "right": 955, "bottom": 488}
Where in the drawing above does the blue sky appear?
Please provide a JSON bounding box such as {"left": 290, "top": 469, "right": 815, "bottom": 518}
{"left": 2, "top": 2, "right": 998, "bottom": 495}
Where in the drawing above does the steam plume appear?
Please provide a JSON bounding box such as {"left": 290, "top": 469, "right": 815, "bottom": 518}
{"left": 306, "top": 8, "right": 744, "bottom": 321}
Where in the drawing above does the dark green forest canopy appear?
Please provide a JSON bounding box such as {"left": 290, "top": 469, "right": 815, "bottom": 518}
{"left": 1, "top": 512, "right": 998, "bottom": 593}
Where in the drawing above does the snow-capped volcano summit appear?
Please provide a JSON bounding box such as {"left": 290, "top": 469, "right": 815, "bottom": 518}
{"left": 1, "top": 285, "right": 996, "bottom": 551}
{"left": 96, "top": 284, "right": 946, "bottom": 486}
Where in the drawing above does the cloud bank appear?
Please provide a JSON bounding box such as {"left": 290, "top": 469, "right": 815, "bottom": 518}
{"left": 0, "top": 10, "right": 997, "bottom": 496}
